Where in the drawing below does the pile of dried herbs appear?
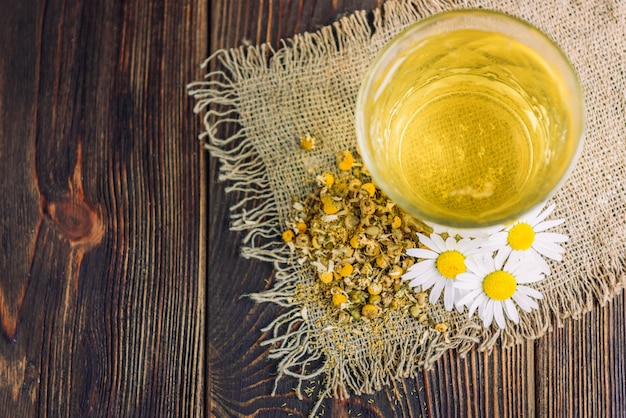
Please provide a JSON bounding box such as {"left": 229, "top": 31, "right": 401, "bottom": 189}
{"left": 283, "top": 146, "right": 434, "bottom": 323}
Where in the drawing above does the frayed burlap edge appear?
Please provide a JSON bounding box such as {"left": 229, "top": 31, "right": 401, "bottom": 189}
{"left": 190, "top": 0, "right": 626, "bottom": 415}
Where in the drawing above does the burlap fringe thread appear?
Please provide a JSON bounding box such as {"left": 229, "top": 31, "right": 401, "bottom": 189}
{"left": 190, "top": 0, "right": 626, "bottom": 415}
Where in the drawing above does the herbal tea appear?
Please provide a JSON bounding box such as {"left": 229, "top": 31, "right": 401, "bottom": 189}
{"left": 357, "top": 14, "right": 583, "bottom": 227}
{"left": 395, "top": 30, "right": 547, "bottom": 221}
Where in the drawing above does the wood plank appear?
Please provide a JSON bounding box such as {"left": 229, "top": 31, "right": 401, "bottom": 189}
{"left": 208, "top": 1, "right": 537, "bottom": 416}
{"left": 0, "top": 0, "right": 207, "bottom": 415}
{"left": 0, "top": 1, "right": 46, "bottom": 413}
{"left": 535, "top": 292, "right": 626, "bottom": 417}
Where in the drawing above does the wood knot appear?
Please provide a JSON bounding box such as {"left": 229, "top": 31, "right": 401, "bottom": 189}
{"left": 48, "top": 201, "right": 103, "bottom": 246}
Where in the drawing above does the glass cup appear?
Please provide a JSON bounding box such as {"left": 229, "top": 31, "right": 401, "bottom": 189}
{"left": 355, "top": 10, "right": 585, "bottom": 229}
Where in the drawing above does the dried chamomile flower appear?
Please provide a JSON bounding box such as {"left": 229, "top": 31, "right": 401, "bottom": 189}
{"left": 361, "top": 183, "right": 376, "bottom": 197}
{"left": 337, "top": 262, "right": 354, "bottom": 277}
{"left": 300, "top": 134, "right": 315, "bottom": 150}
{"left": 296, "top": 222, "right": 307, "bottom": 233}
{"left": 367, "top": 282, "right": 382, "bottom": 295}
{"left": 317, "top": 173, "right": 334, "bottom": 188}
{"left": 319, "top": 271, "right": 334, "bottom": 284}
{"left": 332, "top": 293, "right": 349, "bottom": 308}
{"left": 361, "top": 304, "right": 379, "bottom": 319}
{"left": 336, "top": 150, "right": 354, "bottom": 171}
{"left": 282, "top": 230, "right": 295, "bottom": 242}
{"left": 435, "top": 323, "right": 449, "bottom": 333}
{"left": 283, "top": 151, "right": 433, "bottom": 323}
{"left": 320, "top": 195, "right": 341, "bottom": 215}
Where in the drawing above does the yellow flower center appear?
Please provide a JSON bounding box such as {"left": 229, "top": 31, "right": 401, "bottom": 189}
{"left": 507, "top": 223, "right": 535, "bottom": 251}
{"left": 436, "top": 250, "right": 466, "bottom": 279}
{"left": 483, "top": 270, "right": 517, "bottom": 301}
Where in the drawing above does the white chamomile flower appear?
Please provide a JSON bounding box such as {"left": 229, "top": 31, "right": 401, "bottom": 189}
{"left": 455, "top": 251, "right": 545, "bottom": 329}
{"left": 483, "top": 203, "right": 568, "bottom": 273}
{"left": 402, "top": 233, "right": 483, "bottom": 312}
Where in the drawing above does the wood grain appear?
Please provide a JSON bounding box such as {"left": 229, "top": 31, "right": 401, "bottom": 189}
{"left": 0, "top": 0, "right": 207, "bottom": 416}
{"left": 0, "top": 0, "right": 622, "bottom": 416}
{"left": 535, "top": 292, "right": 626, "bottom": 417}
{"left": 208, "top": 1, "right": 626, "bottom": 417}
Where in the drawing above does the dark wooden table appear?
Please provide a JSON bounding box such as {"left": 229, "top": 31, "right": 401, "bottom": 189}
{"left": 210, "top": 2, "right": 626, "bottom": 417}
{"left": 1, "top": 0, "right": 624, "bottom": 416}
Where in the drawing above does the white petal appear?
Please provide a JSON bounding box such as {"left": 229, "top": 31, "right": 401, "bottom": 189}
{"left": 483, "top": 232, "right": 507, "bottom": 251}
{"left": 533, "top": 219, "right": 565, "bottom": 232}
{"left": 429, "top": 279, "right": 446, "bottom": 304}
{"left": 519, "top": 204, "right": 543, "bottom": 224}
{"left": 532, "top": 240, "right": 565, "bottom": 261}
{"left": 454, "top": 287, "right": 470, "bottom": 310}
{"left": 477, "top": 295, "right": 487, "bottom": 317}
{"left": 410, "top": 285, "right": 422, "bottom": 294}
{"left": 429, "top": 233, "right": 448, "bottom": 253}
{"left": 489, "top": 231, "right": 509, "bottom": 241}
{"left": 481, "top": 299, "right": 495, "bottom": 327}
{"left": 416, "top": 232, "right": 429, "bottom": 242}
{"left": 513, "top": 290, "right": 540, "bottom": 312}
{"left": 512, "top": 292, "right": 533, "bottom": 312}
{"left": 515, "top": 259, "right": 545, "bottom": 282}
{"left": 454, "top": 276, "right": 481, "bottom": 290}
{"left": 402, "top": 267, "right": 418, "bottom": 281}
{"left": 458, "top": 288, "right": 483, "bottom": 307}
{"left": 463, "top": 293, "right": 487, "bottom": 318}
{"left": 445, "top": 236, "right": 457, "bottom": 251}
{"left": 443, "top": 281, "right": 456, "bottom": 311}
{"left": 405, "top": 262, "right": 438, "bottom": 286}
{"left": 406, "top": 248, "right": 439, "bottom": 259}
{"left": 504, "top": 253, "right": 545, "bottom": 281}
{"left": 455, "top": 301, "right": 465, "bottom": 313}
{"left": 485, "top": 253, "right": 498, "bottom": 272}
{"left": 503, "top": 298, "right": 520, "bottom": 323}
{"left": 537, "top": 203, "right": 556, "bottom": 222}
{"left": 503, "top": 253, "right": 528, "bottom": 275}
{"left": 525, "top": 297, "right": 539, "bottom": 310}
{"left": 456, "top": 237, "right": 475, "bottom": 252}
{"left": 418, "top": 234, "right": 436, "bottom": 251}
{"left": 409, "top": 276, "right": 429, "bottom": 288}
{"left": 516, "top": 270, "right": 545, "bottom": 285}
{"left": 416, "top": 233, "right": 437, "bottom": 252}
{"left": 536, "top": 232, "right": 569, "bottom": 243}
{"left": 526, "top": 297, "right": 539, "bottom": 310}
{"left": 493, "top": 302, "right": 506, "bottom": 328}
{"left": 528, "top": 203, "right": 555, "bottom": 226}
{"left": 403, "top": 259, "right": 436, "bottom": 278}
{"left": 465, "top": 255, "right": 492, "bottom": 277}
{"left": 408, "top": 278, "right": 423, "bottom": 289}
{"left": 536, "top": 263, "right": 549, "bottom": 278}
{"left": 419, "top": 272, "right": 443, "bottom": 289}
{"left": 401, "top": 264, "right": 423, "bottom": 281}
{"left": 467, "top": 301, "right": 479, "bottom": 318}
{"left": 517, "top": 285, "right": 543, "bottom": 300}
{"left": 494, "top": 247, "right": 511, "bottom": 269}
{"left": 462, "top": 258, "right": 482, "bottom": 276}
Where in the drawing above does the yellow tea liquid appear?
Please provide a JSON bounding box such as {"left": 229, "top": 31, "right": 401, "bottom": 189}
{"left": 369, "top": 28, "right": 572, "bottom": 225}
{"left": 398, "top": 72, "right": 536, "bottom": 218}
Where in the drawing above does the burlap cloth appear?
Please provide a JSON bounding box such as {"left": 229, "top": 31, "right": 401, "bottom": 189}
{"left": 191, "top": 0, "right": 626, "bottom": 413}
